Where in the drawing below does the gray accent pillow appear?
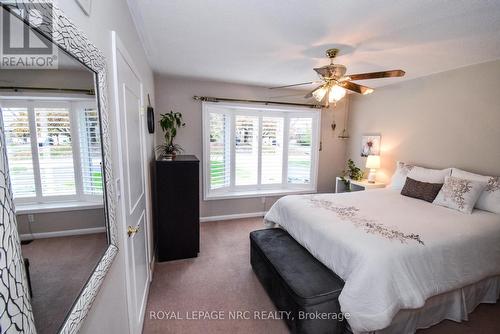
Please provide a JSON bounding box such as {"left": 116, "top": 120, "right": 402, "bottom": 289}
{"left": 401, "top": 177, "right": 443, "bottom": 203}
{"left": 433, "top": 176, "right": 486, "bottom": 214}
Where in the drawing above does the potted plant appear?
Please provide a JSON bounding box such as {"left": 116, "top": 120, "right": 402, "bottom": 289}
{"left": 340, "top": 159, "right": 363, "bottom": 191}
{"left": 156, "top": 110, "right": 186, "bottom": 160}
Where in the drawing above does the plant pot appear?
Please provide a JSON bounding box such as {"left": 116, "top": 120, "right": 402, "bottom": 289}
{"left": 161, "top": 153, "right": 176, "bottom": 161}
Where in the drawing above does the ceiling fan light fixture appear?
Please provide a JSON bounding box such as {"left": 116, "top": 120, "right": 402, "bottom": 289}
{"left": 312, "top": 86, "right": 328, "bottom": 101}
{"left": 328, "top": 85, "right": 346, "bottom": 103}
{"left": 275, "top": 48, "right": 404, "bottom": 105}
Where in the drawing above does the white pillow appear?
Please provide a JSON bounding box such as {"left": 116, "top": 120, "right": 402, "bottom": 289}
{"left": 433, "top": 176, "right": 486, "bottom": 214}
{"left": 452, "top": 168, "right": 500, "bottom": 214}
{"left": 389, "top": 161, "right": 414, "bottom": 190}
{"left": 407, "top": 166, "right": 451, "bottom": 184}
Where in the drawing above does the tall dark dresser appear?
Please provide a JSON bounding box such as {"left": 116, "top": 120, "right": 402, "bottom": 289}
{"left": 153, "top": 155, "right": 199, "bottom": 262}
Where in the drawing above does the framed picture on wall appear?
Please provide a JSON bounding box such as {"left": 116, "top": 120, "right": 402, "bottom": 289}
{"left": 361, "top": 135, "right": 381, "bottom": 157}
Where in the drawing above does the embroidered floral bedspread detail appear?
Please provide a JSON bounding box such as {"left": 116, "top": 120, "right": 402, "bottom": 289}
{"left": 309, "top": 197, "right": 424, "bottom": 245}
{"left": 486, "top": 177, "right": 500, "bottom": 193}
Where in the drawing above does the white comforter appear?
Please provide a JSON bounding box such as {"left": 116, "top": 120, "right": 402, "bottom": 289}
{"left": 264, "top": 189, "right": 500, "bottom": 333}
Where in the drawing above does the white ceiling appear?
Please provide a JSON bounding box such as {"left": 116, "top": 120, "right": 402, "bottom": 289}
{"left": 129, "top": 0, "right": 500, "bottom": 88}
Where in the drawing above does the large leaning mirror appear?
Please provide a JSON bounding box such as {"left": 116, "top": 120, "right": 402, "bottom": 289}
{"left": 0, "top": 2, "right": 117, "bottom": 333}
{"left": 1, "top": 27, "right": 106, "bottom": 334}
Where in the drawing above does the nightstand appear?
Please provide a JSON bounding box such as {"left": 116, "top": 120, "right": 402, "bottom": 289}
{"left": 335, "top": 177, "right": 386, "bottom": 193}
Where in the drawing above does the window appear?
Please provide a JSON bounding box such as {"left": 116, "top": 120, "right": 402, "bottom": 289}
{"left": 203, "top": 102, "right": 320, "bottom": 199}
{"left": 79, "top": 107, "right": 103, "bottom": 196}
{"left": 1, "top": 99, "right": 103, "bottom": 205}
{"left": 36, "top": 105, "right": 76, "bottom": 196}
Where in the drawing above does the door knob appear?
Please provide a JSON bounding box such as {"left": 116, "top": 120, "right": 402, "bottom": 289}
{"left": 127, "top": 225, "right": 139, "bottom": 237}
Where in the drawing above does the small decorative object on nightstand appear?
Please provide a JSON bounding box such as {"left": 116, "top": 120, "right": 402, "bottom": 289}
{"left": 335, "top": 177, "right": 386, "bottom": 193}
{"left": 365, "top": 155, "right": 380, "bottom": 183}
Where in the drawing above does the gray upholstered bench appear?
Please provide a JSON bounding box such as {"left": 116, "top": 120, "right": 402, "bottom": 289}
{"left": 250, "top": 228, "right": 348, "bottom": 334}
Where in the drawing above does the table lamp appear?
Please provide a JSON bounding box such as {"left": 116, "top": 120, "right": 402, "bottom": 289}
{"left": 366, "top": 155, "right": 380, "bottom": 183}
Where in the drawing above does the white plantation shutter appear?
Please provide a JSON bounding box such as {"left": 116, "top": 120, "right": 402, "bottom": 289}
{"left": 208, "top": 112, "right": 230, "bottom": 189}
{"left": 1, "top": 99, "right": 104, "bottom": 204}
{"left": 288, "top": 118, "right": 313, "bottom": 184}
{"left": 235, "top": 115, "right": 259, "bottom": 186}
{"left": 79, "top": 108, "right": 103, "bottom": 195}
{"left": 261, "top": 117, "right": 284, "bottom": 184}
{"left": 35, "top": 106, "right": 77, "bottom": 196}
{"left": 203, "top": 102, "right": 319, "bottom": 199}
{"left": 1, "top": 107, "right": 36, "bottom": 198}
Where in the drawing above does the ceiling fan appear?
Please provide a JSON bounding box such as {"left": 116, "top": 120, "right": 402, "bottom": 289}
{"left": 270, "top": 48, "right": 405, "bottom": 107}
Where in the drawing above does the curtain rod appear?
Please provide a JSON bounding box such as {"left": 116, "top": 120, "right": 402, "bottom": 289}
{"left": 0, "top": 86, "right": 95, "bottom": 95}
{"left": 193, "top": 95, "right": 323, "bottom": 109}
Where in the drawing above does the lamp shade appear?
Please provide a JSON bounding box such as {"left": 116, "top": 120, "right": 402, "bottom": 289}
{"left": 312, "top": 86, "right": 327, "bottom": 101}
{"left": 328, "top": 85, "right": 346, "bottom": 103}
{"left": 312, "top": 85, "right": 347, "bottom": 103}
{"left": 365, "top": 155, "right": 380, "bottom": 169}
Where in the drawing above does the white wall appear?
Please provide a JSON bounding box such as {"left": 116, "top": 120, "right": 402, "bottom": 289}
{"left": 0, "top": 69, "right": 94, "bottom": 90}
{"left": 52, "top": 1, "right": 155, "bottom": 333}
{"left": 17, "top": 209, "right": 105, "bottom": 235}
{"left": 346, "top": 59, "right": 500, "bottom": 182}
{"left": 154, "top": 75, "right": 348, "bottom": 218}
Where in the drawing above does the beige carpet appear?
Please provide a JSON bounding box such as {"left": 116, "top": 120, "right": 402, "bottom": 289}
{"left": 21, "top": 233, "right": 107, "bottom": 334}
{"left": 143, "top": 218, "right": 500, "bottom": 334}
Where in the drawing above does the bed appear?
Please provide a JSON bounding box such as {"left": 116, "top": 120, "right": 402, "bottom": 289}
{"left": 264, "top": 188, "right": 500, "bottom": 333}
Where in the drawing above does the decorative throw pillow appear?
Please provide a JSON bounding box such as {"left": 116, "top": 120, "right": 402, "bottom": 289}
{"left": 389, "top": 161, "right": 414, "bottom": 190}
{"left": 401, "top": 177, "right": 443, "bottom": 203}
{"left": 452, "top": 168, "right": 500, "bottom": 214}
{"left": 407, "top": 166, "right": 451, "bottom": 184}
{"left": 433, "top": 176, "right": 486, "bottom": 214}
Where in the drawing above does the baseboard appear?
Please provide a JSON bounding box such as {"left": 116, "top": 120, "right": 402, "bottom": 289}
{"left": 200, "top": 211, "right": 266, "bottom": 223}
{"left": 20, "top": 226, "right": 106, "bottom": 241}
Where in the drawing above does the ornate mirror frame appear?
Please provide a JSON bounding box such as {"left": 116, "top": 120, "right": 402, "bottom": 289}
{"left": 0, "top": 1, "right": 118, "bottom": 333}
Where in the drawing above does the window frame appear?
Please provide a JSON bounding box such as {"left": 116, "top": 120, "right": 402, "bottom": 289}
{"left": 1, "top": 98, "right": 103, "bottom": 206}
{"left": 202, "top": 101, "right": 321, "bottom": 200}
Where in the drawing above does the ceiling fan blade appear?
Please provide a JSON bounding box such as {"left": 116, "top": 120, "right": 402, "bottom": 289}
{"left": 304, "top": 85, "right": 324, "bottom": 99}
{"left": 269, "top": 81, "right": 316, "bottom": 89}
{"left": 346, "top": 70, "right": 405, "bottom": 81}
{"left": 342, "top": 81, "right": 374, "bottom": 95}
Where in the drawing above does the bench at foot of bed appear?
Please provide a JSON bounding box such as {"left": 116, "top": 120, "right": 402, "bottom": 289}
{"left": 250, "top": 228, "right": 349, "bottom": 334}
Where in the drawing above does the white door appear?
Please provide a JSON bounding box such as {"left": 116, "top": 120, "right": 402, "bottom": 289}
{"left": 112, "top": 31, "right": 150, "bottom": 334}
